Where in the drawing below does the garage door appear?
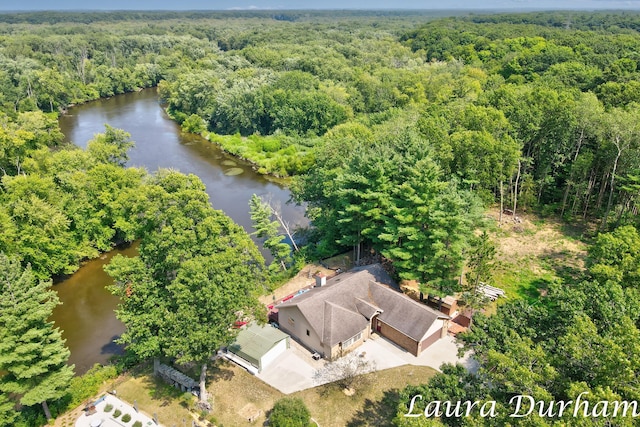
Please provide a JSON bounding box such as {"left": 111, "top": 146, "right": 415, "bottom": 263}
{"left": 260, "top": 338, "right": 288, "bottom": 370}
{"left": 419, "top": 330, "right": 441, "bottom": 354}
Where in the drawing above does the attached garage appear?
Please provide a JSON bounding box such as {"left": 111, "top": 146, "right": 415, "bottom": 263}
{"left": 418, "top": 329, "right": 442, "bottom": 354}
{"left": 226, "top": 323, "right": 289, "bottom": 373}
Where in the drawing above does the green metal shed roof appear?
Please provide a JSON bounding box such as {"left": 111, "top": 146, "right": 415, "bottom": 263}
{"left": 228, "top": 323, "right": 289, "bottom": 368}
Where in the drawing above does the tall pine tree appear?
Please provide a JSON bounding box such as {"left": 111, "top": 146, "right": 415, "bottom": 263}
{"left": 0, "top": 392, "right": 17, "bottom": 427}
{"left": 0, "top": 253, "right": 74, "bottom": 422}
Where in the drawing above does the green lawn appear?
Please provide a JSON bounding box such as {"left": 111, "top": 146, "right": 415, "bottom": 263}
{"left": 108, "top": 361, "right": 436, "bottom": 427}
{"left": 115, "top": 369, "right": 196, "bottom": 427}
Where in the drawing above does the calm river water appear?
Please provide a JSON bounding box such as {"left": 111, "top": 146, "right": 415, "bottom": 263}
{"left": 54, "top": 88, "right": 305, "bottom": 374}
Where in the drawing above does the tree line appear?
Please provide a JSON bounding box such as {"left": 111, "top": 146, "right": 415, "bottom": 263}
{"left": 154, "top": 10, "right": 640, "bottom": 234}
{"left": 5, "top": 9, "right": 639, "bottom": 226}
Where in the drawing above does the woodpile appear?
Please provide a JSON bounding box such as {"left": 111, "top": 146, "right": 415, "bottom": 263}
{"left": 478, "top": 283, "right": 506, "bottom": 301}
{"left": 157, "top": 363, "right": 198, "bottom": 392}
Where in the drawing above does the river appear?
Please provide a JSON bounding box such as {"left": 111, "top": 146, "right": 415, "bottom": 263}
{"left": 54, "top": 88, "right": 305, "bottom": 374}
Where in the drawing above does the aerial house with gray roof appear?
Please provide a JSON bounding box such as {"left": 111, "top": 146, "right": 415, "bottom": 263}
{"left": 276, "top": 264, "right": 450, "bottom": 360}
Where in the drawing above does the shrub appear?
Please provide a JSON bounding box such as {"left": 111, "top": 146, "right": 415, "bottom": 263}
{"left": 121, "top": 413, "right": 131, "bottom": 422}
{"left": 113, "top": 409, "right": 122, "bottom": 418}
{"left": 66, "top": 364, "right": 119, "bottom": 409}
{"left": 181, "top": 114, "right": 206, "bottom": 133}
{"left": 179, "top": 391, "right": 194, "bottom": 409}
{"left": 103, "top": 404, "right": 113, "bottom": 412}
{"left": 113, "top": 349, "right": 142, "bottom": 372}
{"left": 269, "top": 397, "right": 311, "bottom": 427}
{"left": 258, "top": 136, "right": 282, "bottom": 152}
{"left": 133, "top": 422, "right": 143, "bottom": 427}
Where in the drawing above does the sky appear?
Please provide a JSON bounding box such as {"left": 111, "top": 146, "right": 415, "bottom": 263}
{"left": 1, "top": 0, "right": 640, "bottom": 11}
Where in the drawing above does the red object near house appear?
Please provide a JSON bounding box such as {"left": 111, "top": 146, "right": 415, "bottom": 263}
{"left": 234, "top": 321, "right": 247, "bottom": 328}
{"left": 453, "top": 314, "right": 471, "bottom": 327}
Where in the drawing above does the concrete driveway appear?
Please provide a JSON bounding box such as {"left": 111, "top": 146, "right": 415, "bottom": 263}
{"left": 254, "top": 334, "right": 475, "bottom": 394}
{"left": 256, "top": 339, "right": 326, "bottom": 394}
{"left": 357, "top": 334, "right": 476, "bottom": 372}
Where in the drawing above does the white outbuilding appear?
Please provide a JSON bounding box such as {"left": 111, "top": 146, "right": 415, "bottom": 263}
{"left": 225, "top": 323, "right": 289, "bottom": 374}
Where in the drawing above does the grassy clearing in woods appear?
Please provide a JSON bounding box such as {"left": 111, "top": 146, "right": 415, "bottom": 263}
{"left": 486, "top": 207, "right": 588, "bottom": 305}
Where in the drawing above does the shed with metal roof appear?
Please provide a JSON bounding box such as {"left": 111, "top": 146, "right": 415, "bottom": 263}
{"left": 226, "top": 323, "right": 289, "bottom": 373}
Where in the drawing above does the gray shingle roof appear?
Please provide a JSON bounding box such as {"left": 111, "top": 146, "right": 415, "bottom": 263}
{"left": 322, "top": 302, "right": 368, "bottom": 347}
{"left": 277, "top": 264, "right": 449, "bottom": 347}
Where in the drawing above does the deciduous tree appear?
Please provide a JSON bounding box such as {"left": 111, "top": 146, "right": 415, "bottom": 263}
{"left": 107, "top": 171, "right": 265, "bottom": 407}
{"left": 269, "top": 397, "right": 311, "bottom": 427}
{"left": 87, "top": 124, "right": 134, "bottom": 167}
{"left": 250, "top": 194, "right": 292, "bottom": 271}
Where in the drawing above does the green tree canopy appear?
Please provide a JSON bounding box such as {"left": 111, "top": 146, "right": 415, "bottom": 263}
{"left": 269, "top": 397, "right": 311, "bottom": 427}
{"left": 87, "top": 124, "right": 135, "bottom": 167}
{"left": 0, "top": 253, "right": 74, "bottom": 422}
{"left": 106, "top": 170, "right": 265, "bottom": 404}
{"left": 588, "top": 224, "right": 640, "bottom": 288}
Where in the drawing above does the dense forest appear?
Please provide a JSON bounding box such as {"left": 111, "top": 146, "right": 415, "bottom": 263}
{"left": 2, "top": 9, "right": 640, "bottom": 426}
